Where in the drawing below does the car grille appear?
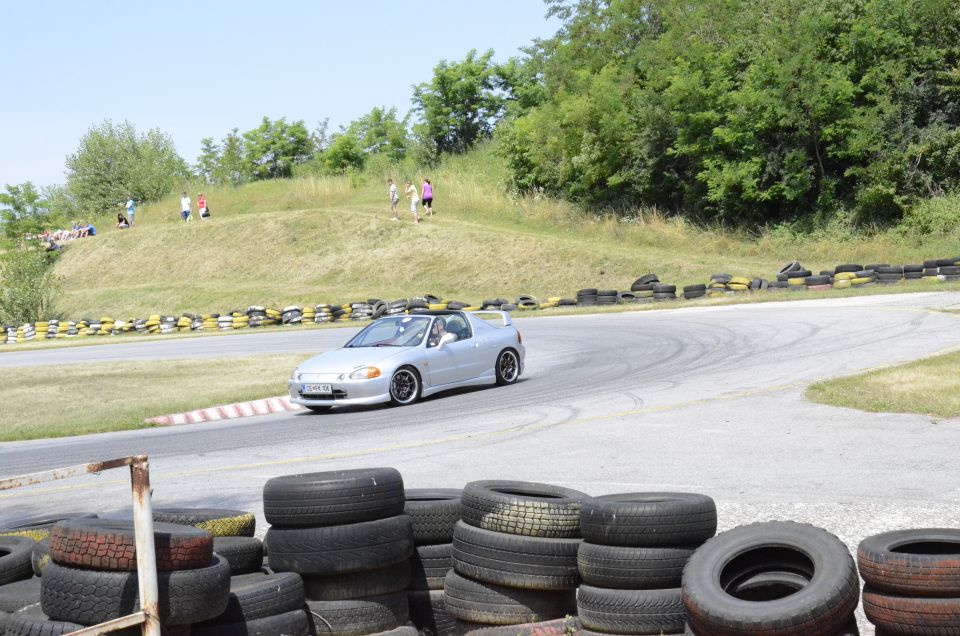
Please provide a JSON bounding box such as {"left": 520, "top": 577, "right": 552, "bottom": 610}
{"left": 300, "top": 389, "right": 348, "bottom": 400}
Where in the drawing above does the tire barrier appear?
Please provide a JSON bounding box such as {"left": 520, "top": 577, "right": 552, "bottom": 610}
{"left": 8, "top": 470, "right": 960, "bottom": 634}
{"left": 859, "top": 528, "right": 960, "bottom": 634}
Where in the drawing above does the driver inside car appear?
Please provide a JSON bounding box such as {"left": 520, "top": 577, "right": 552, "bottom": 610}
{"left": 428, "top": 317, "right": 455, "bottom": 347}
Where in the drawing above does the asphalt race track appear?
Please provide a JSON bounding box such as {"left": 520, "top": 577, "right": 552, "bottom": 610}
{"left": 3, "top": 292, "right": 960, "bottom": 632}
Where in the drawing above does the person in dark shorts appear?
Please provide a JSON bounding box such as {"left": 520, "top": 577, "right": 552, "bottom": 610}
{"left": 421, "top": 178, "right": 434, "bottom": 216}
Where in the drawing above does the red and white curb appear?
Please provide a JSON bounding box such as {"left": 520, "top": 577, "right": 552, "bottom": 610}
{"left": 145, "top": 396, "right": 304, "bottom": 425}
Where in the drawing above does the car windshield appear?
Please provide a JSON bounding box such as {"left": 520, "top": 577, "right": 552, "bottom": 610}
{"left": 344, "top": 316, "right": 432, "bottom": 348}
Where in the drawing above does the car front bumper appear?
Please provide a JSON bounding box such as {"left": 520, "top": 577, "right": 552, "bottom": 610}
{"left": 288, "top": 376, "right": 391, "bottom": 407}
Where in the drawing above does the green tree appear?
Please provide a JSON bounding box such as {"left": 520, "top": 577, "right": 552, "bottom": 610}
{"left": 65, "top": 120, "right": 189, "bottom": 217}
{"left": 0, "top": 241, "right": 61, "bottom": 323}
{"left": 242, "top": 117, "right": 313, "bottom": 179}
{"left": 0, "top": 182, "right": 51, "bottom": 239}
{"left": 322, "top": 107, "right": 410, "bottom": 174}
{"left": 412, "top": 49, "right": 509, "bottom": 158}
{"left": 196, "top": 129, "right": 250, "bottom": 185}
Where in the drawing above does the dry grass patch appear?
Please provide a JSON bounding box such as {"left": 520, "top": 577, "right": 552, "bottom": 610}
{"left": 807, "top": 349, "right": 960, "bottom": 418}
{"left": 0, "top": 354, "right": 309, "bottom": 441}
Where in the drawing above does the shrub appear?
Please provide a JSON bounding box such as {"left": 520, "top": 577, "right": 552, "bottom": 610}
{"left": 0, "top": 242, "right": 61, "bottom": 324}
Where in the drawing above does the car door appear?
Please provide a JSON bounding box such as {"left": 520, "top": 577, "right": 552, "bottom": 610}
{"left": 424, "top": 316, "right": 481, "bottom": 385}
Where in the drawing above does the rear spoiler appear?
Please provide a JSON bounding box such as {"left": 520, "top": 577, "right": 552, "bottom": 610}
{"left": 469, "top": 310, "right": 513, "bottom": 327}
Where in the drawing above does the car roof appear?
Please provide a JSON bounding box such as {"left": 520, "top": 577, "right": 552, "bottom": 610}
{"left": 381, "top": 310, "right": 466, "bottom": 317}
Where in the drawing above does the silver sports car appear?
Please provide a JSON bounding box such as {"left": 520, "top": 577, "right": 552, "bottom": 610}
{"left": 289, "top": 310, "right": 525, "bottom": 411}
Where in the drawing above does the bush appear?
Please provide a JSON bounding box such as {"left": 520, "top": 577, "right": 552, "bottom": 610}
{"left": 0, "top": 242, "right": 61, "bottom": 324}
{"left": 897, "top": 194, "right": 960, "bottom": 239}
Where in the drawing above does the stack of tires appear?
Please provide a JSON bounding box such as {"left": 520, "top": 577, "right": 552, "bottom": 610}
{"left": 577, "top": 289, "right": 599, "bottom": 306}
{"left": 939, "top": 265, "right": 960, "bottom": 283}
{"left": 873, "top": 265, "right": 904, "bottom": 285}
{"left": 192, "top": 570, "right": 310, "bottom": 636}
{"left": 302, "top": 305, "right": 316, "bottom": 323}
{"left": 779, "top": 264, "right": 812, "bottom": 291}
{"left": 682, "top": 521, "right": 860, "bottom": 635}
{"left": 405, "top": 489, "right": 462, "bottom": 635}
{"left": 386, "top": 300, "right": 408, "bottom": 316}
{"left": 247, "top": 306, "right": 268, "bottom": 327}
{"left": 445, "top": 480, "right": 583, "bottom": 632}
{"left": 217, "top": 314, "right": 234, "bottom": 331}
{"left": 282, "top": 306, "right": 303, "bottom": 325}
{"left": 159, "top": 315, "right": 177, "bottom": 334}
{"left": 35, "top": 518, "right": 229, "bottom": 634}
{"left": 482, "top": 298, "right": 510, "bottom": 310}
{"left": 17, "top": 323, "right": 35, "bottom": 342}
{"left": 577, "top": 493, "right": 718, "bottom": 635}
{"left": 833, "top": 264, "right": 861, "bottom": 289}
{"left": 631, "top": 274, "right": 659, "bottom": 301}
{"left": 922, "top": 260, "right": 940, "bottom": 280}
{"left": 653, "top": 284, "right": 677, "bottom": 301}
{"left": 331, "top": 304, "right": 352, "bottom": 322}
{"left": 859, "top": 528, "right": 960, "bottom": 635}
{"left": 683, "top": 285, "right": 707, "bottom": 300}
{"left": 850, "top": 269, "right": 877, "bottom": 288}
{"left": 4, "top": 325, "right": 15, "bottom": 344}
{"left": 315, "top": 304, "right": 335, "bottom": 322}
{"left": 351, "top": 302, "right": 375, "bottom": 321}
{"left": 596, "top": 290, "right": 618, "bottom": 306}
{"left": 903, "top": 264, "right": 924, "bottom": 281}
{"left": 0, "top": 533, "right": 42, "bottom": 634}
{"left": 805, "top": 273, "right": 833, "bottom": 291}
{"left": 517, "top": 295, "right": 541, "bottom": 311}
{"left": 263, "top": 468, "right": 414, "bottom": 635}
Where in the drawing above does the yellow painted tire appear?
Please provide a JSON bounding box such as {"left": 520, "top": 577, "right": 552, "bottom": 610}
{"left": 728, "top": 283, "right": 749, "bottom": 291}
{"left": 833, "top": 280, "right": 852, "bottom": 289}
{"left": 461, "top": 306, "right": 482, "bottom": 311}
{"left": 850, "top": 277, "right": 873, "bottom": 285}
{"left": 834, "top": 272, "right": 855, "bottom": 281}
{"left": 428, "top": 304, "right": 448, "bottom": 310}
{"left": 634, "top": 290, "right": 654, "bottom": 298}
{"left": 729, "top": 276, "right": 751, "bottom": 286}
{"left": 787, "top": 277, "right": 806, "bottom": 286}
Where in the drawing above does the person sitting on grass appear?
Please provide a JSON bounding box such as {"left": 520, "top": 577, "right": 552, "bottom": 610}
{"left": 116, "top": 213, "right": 130, "bottom": 229}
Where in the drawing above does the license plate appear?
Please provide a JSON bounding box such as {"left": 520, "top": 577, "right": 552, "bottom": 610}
{"left": 302, "top": 383, "right": 332, "bottom": 394}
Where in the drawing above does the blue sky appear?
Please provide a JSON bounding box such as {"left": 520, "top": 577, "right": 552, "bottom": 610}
{"left": 0, "top": 1, "right": 560, "bottom": 187}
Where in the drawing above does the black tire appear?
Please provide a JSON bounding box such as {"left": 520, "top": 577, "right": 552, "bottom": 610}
{"left": 202, "top": 571, "right": 305, "bottom": 623}
{"left": 0, "top": 576, "right": 41, "bottom": 612}
{"left": 653, "top": 284, "right": 677, "bottom": 293}
{"left": 48, "top": 518, "right": 213, "bottom": 572}
{"left": 456, "top": 617, "right": 580, "bottom": 635}
{"left": 805, "top": 275, "right": 832, "bottom": 285}
{"left": 193, "top": 608, "right": 310, "bottom": 636}
{"left": 684, "top": 284, "right": 707, "bottom": 293}
{"left": 3, "top": 604, "right": 85, "bottom": 636}
{"left": 460, "top": 480, "right": 587, "bottom": 539}
{"left": 305, "top": 592, "right": 408, "bottom": 635}
{"left": 0, "top": 513, "right": 97, "bottom": 542}
{"left": 372, "top": 301, "right": 388, "bottom": 319}
{"left": 835, "top": 264, "right": 862, "bottom": 273}
{"left": 863, "top": 586, "right": 960, "bottom": 635}
{"left": 858, "top": 528, "right": 960, "bottom": 596}
{"left": 41, "top": 554, "right": 231, "bottom": 625}
{"left": 0, "top": 536, "right": 35, "bottom": 586}
{"left": 451, "top": 521, "right": 580, "bottom": 590}
{"left": 265, "top": 515, "right": 414, "bottom": 576}
{"left": 31, "top": 537, "right": 50, "bottom": 576}
{"left": 153, "top": 508, "right": 255, "bottom": 537}
{"left": 580, "top": 493, "right": 717, "bottom": 547}
{"left": 409, "top": 542, "right": 453, "bottom": 591}
{"left": 495, "top": 349, "right": 521, "bottom": 386}
{"left": 681, "top": 521, "right": 859, "bottom": 636}
{"left": 577, "top": 288, "right": 599, "bottom": 296}
{"left": 214, "top": 536, "right": 264, "bottom": 575}
{"left": 863, "top": 263, "right": 888, "bottom": 270}
{"left": 578, "top": 542, "right": 695, "bottom": 589}
{"left": 683, "top": 619, "right": 862, "bottom": 635}
{"left": 408, "top": 589, "right": 457, "bottom": 635}
{"left": 940, "top": 266, "right": 960, "bottom": 276}
{"left": 577, "top": 585, "right": 684, "bottom": 635}
{"left": 263, "top": 467, "right": 405, "bottom": 528}
{"left": 303, "top": 559, "right": 411, "bottom": 600}
{"left": 630, "top": 284, "right": 654, "bottom": 292}
{"left": 389, "top": 366, "right": 421, "bottom": 406}
{"left": 442, "top": 571, "right": 575, "bottom": 625}
{"left": 404, "top": 488, "right": 462, "bottom": 545}
{"left": 635, "top": 274, "right": 660, "bottom": 286}
{"left": 903, "top": 264, "right": 924, "bottom": 273}
{"left": 778, "top": 261, "right": 803, "bottom": 275}
{"left": 876, "top": 266, "right": 904, "bottom": 275}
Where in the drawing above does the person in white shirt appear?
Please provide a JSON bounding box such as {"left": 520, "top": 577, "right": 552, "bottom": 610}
{"left": 387, "top": 178, "right": 399, "bottom": 221}
{"left": 180, "top": 192, "right": 192, "bottom": 222}
{"left": 405, "top": 180, "right": 420, "bottom": 224}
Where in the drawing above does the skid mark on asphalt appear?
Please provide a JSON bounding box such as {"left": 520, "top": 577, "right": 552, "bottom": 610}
{"left": 0, "top": 381, "right": 808, "bottom": 500}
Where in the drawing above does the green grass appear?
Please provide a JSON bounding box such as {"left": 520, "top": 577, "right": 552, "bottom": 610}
{"left": 0, "top": 354, "right": 309, "bottom": 441}
{"left": 807, "top": 347, "right": 960, "bottom": 418}
{"left": 47, "top": 145, "right": 960, "bottom": 318}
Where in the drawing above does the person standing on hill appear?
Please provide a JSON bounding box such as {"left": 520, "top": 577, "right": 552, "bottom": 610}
{"left": 421, "top": 178, "right": 434, "bottom": 216}
{"left": 387, "top": 178, "right": 399, "bottom": 221}
{"left": 405, "top": 180, "right": 420, "bottom": 224}
{"left": 198, "top": 192, "right": 209, "bottom": 219}
{"left": 125, "top": 196, "right": 135, "bottom": 226}
{"left": 180, "top": 191, "right": 192, "bottom": 222}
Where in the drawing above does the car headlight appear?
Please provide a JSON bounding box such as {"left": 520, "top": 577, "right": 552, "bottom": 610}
{"left": 350, "top": 366, "right": 382, "bottom": 380}
{"left": 290, "top": 367, "right": 299, "bottom": 381}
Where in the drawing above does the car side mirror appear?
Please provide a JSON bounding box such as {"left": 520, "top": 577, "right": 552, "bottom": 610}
{"left": 438, "top": 332, "right": 457, "bottom": 349}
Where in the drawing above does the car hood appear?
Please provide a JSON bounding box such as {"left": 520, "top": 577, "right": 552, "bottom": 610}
{"left": 296, "top": 346, "right": 410, "bottom": 375}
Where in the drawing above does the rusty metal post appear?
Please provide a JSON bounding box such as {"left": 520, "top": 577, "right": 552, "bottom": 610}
{"left": 130, "top": 456, "right": 161, "bottom": 636}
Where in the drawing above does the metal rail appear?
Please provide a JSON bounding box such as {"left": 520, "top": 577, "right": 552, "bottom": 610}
{"left": 0, "top": 455, "right": 161, "bottom": 636}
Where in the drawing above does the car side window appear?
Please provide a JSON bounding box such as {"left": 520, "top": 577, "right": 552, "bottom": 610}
{"left": 445, "top": 315, "right": 472, "bottom": 341}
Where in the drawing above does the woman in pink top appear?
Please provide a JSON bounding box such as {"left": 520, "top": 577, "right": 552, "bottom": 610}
{"left": 421, "top": 178, "right": 434, "bottom": 216}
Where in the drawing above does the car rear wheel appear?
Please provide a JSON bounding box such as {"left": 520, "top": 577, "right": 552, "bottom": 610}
{"left": 390, "top": 367, "right": 421, "bottom": 406}
{"left": 495, "top": 349, "right": 520, "bottom": 386}
{"left": 306, "top": 406, "right": 331, "bottom": 413}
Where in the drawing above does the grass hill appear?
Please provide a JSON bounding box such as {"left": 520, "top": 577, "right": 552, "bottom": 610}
{"left": 51, "top": 147, "right": 960, "bottom": 318}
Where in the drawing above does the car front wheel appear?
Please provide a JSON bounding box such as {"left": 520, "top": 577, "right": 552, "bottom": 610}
{"left": 389, "top": 367, "right": 421, "bottom": 406}
{"left": 495, "top": 349, "right": 520, "bottom": 385}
